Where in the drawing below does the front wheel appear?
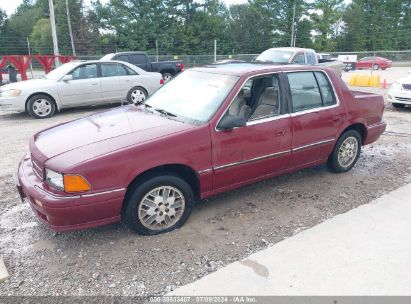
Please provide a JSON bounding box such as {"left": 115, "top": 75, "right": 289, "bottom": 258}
{"left": 127, "top": 86, "right": 147, "bottom": 105}
{"left": 392, "top": 103, "right": 405, "bottom": 109}
{"left": 372, "top": 64, "right": 380, "bottom": 70}
{"left": 328, "top": 130, "right": 361, "bottom": 173}
{"left": 26, "top": 94, "right": 56, "bottom": 119}
{"left": 123, "top": 174, "right": 194, "bottom": 235}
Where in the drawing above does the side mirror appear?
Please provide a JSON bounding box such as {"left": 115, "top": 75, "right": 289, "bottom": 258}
{"left": 217, "top": 115, "right": 246, "bottom": 131}
{"left": 62, "top": 74, "right": 73, "bottom": 82}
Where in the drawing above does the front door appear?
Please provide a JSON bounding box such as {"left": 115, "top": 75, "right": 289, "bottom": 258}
{"left": 285, "top": 71, "right": 344, "bottom": 168}
{"left": 57, "top": 63, "right": 101, "bottom": 106}
{"left": 211, "top": 73, "right": 292, "bottom": 190}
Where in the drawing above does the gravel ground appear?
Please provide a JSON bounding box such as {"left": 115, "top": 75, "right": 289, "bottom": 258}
{"left": 0, "top": 90, "right": 411, "bottom": 296}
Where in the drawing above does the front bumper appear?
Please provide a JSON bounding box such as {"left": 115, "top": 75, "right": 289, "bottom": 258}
{"left": 16, "top": 154, "right": 125, "bottom": 232}
{"left": 387, "top": 89, "right": 411, "bottom": 105}
{"left": 0, "top": 96, "right": 26, "bottom": 112}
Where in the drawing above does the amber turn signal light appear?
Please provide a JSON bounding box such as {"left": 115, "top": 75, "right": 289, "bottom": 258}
{"left": 63, "top": 175, "right": 91, "bottom": 193}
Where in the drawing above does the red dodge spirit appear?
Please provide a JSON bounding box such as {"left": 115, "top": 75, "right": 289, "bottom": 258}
{"left": 16, "top": 64, "right": 386, "bottom": 235}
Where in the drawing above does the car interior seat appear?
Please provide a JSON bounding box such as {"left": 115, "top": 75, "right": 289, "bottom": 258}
{"left": 250, "top": 86, "right": 279, "bottom": 120}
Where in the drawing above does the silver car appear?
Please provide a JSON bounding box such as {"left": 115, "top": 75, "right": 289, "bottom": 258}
{"left": 0, "top": 60, "right": 163, "bottom": 118}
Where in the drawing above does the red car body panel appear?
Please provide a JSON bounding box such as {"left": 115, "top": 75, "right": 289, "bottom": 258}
{"left": 356, "top": 57, "right": 392, "bottom": 70}
{"left": 16, "top": 64, "right": 386, "bottom": 232}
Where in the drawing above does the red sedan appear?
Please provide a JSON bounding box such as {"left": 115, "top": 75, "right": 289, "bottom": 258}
{"left": 356, "top": 56, "right": 392, "bottom": 70}
{"left": 16, "top": 64, "right": 386, "bottom": 235}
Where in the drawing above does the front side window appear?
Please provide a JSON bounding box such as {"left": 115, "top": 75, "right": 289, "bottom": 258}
{"left": 101, "top": 63, "right": 127, "bottom": 77}
{"left": 70, "top": 64, "right": 97, "bottom": 80}
{"left": 145, "top": 70, "right": 239, "bottom": 124}
{"left": 293, "top": 53, "right": 305, "bottom": 64}
{"left": 228, "top": 74, "right": 281, "bottom": 122}
{"left": 116, "top": 55, "right": 129, "bottom": 62}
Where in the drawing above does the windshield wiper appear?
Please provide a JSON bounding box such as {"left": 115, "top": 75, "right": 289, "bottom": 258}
{"left": 154, "top": 108, "right": 177, "bottom": 117}
{"left": 135, "top": 100, "right": 152, "bottom": 109}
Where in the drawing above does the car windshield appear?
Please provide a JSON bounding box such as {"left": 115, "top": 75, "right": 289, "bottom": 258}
{"left": 144, "top": 70, "right": 239, "bottom": 124}
{"left": 43, "top": 62, "right": 78, "bottom": 80}
{"left": 255, "top": 50, "right": 293, "bottom": 63}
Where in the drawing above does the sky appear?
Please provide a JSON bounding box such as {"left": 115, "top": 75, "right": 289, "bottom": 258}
{"left": 0, "top": 0, "right": 248, "bottom": 16}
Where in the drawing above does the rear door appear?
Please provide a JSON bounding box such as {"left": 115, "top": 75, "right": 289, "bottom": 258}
{"left": 130, "top": 54, "right": 151, "bottom": 71}
{"left": 57, "top": 63, "right": 101, "bottom": 106}
{"left": 285, "top": 71, "right": 345, "bottom": 168}
{"left": 100, "top": 62, "right": 129, "bottom": 101}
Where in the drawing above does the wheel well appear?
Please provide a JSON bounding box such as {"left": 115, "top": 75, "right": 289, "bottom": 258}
{"left": 122, "top": 164, "right": 200, "bottom": 214}
{"left": 161, "top": 69, "right": 175, "bottom": 76}
{"left": 26, "top": 92, "right": 58, "bottom": 112}
{"left": 342, "top": 123, "right": 367, "bottom": 144}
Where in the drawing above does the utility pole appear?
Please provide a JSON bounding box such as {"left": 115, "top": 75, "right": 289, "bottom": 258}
{"left": 155, "top": 40, "right": 159, "bottom": 62}
{"left": 290, "top": 3, "right": 296, "bottom": 47}
{"left": 48, "top": 0, "right": 59, "bottom": 66}
{"left": 214, "top": 39, "right": 217, "bottom": 63}
{"left": 26, "top": 37, "right": 34, "bottom": 79}
{"left": 65, "top": 0, "right": 76, "bottom": 56}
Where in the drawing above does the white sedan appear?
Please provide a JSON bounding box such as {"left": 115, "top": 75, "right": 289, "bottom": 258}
{"left": 0, "top": 60, "right": 163, "bottom": 118}
{"left": 387, "top": 72, "right": 411, "bottom": 109}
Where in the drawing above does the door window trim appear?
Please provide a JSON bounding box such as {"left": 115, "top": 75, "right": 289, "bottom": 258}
{"left": 284, "top": 70, "right": 340, "bottom": 117}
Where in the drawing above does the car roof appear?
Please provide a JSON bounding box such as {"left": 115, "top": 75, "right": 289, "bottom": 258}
{"left": 264, "top": 47, "right": 316, "bottom": 53}
{"left": 190, "top": 63, "right": 327, "bottom": 77}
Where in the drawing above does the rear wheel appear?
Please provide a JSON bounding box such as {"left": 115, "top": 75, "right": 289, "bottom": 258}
{"left": 328, "top": 130, "right": 361, "bottom": 173}
{"left": 372, "top": 64, "right": 380, "bottom": 70}
{"left": 162, "top": 72, "right": 173, "bottom": 83}
{"left": 26, "top": 94, "right": 56, "bottom": 119}
{"left": 392, "top": 103, "right": 405, "bottom": 109}
{"left": 123, "top": 174, "right": 194, "bottom": 235}
{"left": 127, "top": 86, "right": 147, "bottom": 104}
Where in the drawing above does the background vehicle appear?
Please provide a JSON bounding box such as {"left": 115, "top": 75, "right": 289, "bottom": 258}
{"left": 388, "top": 73, "right": 411, "bottom": 108}
{"left": 17, "top": 64, "right": 386, "bottom": 235}
{"left": 255, "top": 47, "right": 344, "bottom": 76}
{"left": 0, "top": 60, "right": 163, "bottom": 119}
{"left": 356, "top": 56, "right": 392, "bottom": 70}
{"left": 101, "top": 52, "right": 185, "bottom": 82}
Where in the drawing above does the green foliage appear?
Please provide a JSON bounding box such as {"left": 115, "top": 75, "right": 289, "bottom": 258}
{"left": 0, "top": 0, "right": 410, "bottom": 55}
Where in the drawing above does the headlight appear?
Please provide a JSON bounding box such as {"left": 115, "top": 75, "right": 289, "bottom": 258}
{"left": 0, "top": 89, "right": 22, "bottom": 98}
{"left": 45, "top": 169, "right": 64, "bottom": 190}
{"left": 390, "top": 82, "right": 402, "bottom": 90}
{"left": 45, "top": 168, "right": 91, "bottom": 193}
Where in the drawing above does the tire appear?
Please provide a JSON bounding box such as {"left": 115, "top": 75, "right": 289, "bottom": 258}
{"left": 127, "top": 86, "right": 148, "bottom": 105}
{"left": 162, "top": 72, "right": 174, "bottom": 83}
{"left": 372, "top": 64, "right": 379, "bottom": 70}
{"left": 328, "top": 130, "right": 361, "bottom": 173}
{"left": 123, "top": 174, "right": 194, "bottom": 235}
{"left": 392, "top": 103, "right": 405, "bottom": 109}
{"left": 381, "top": 67, "right": 387, "bottom": 70}
{"left": 26, "top": 94, "right": 56, "bottom": 119}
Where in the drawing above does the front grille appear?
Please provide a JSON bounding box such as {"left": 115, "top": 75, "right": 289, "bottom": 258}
{"left": 395, "top": 96, "right": 411, "bottom": 102}
{"left": 31, "top": 155, "right": 44, "bottom": 180}
{"left": 402, "top": 84, "right": 411, "bottom": 90}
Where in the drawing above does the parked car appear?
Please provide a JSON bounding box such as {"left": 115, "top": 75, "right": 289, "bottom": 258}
{"left": 16, "top": 63, "right": 386, "bottom": 235}
{"left": 387, "top": 73, "right": 411, "bottom": 108}
{"left": 0, "top": 60, "right": 163, "bottom": 119}
{"left": 255, "top": 47, "right": 344, "bottom": 76}
{"left": 356, "top": 56, "right": 392, "bottom": 70}
{"left": 101, "top": 52, "right": 185, "bottom": 82}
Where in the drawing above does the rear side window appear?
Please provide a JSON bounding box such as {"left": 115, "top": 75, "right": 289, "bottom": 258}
{"left": 307, "top": 52, "right": 317, "bottom": 65}
{"left": 130, "top": 54, "right": 147, "bottom": 64}
{"left": 287, "top": 72, "right": 322, "bottom": 112}
{"left": 116, "top": 55, "right": 129, "bottom": 62}
{"left": 314, "top": 71, "right": 336, "bottom": 106}
{"left": 101, "top": 63, "right": 127, "bottom": 77}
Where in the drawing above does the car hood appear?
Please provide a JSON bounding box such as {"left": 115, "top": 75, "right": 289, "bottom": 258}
{"left": 31, "top": 106, "right": 194, "bottom": 161}
{"left": 396, "top": 75, "right": 411, "bottom": 84}
{"left": 0, "top": 78, "right": 56, "bottom": 91}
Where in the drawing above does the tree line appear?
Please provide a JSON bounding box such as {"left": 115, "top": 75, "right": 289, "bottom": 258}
{"left": 0, "top": 0, "right": 410, "bottom": 56}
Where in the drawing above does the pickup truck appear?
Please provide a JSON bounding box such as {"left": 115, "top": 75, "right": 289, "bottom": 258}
{"left": 17, "top": 63, "right": 386, "bottom": 235}
{"left": 101, "top": 51, "right": 184, "bottom": 82}
{"left": 255, "top": 47, "right": 344, "bottom": 76}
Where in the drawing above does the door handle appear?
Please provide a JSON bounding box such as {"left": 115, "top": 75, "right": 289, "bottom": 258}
{"left": 276, "top": 130, "right": 286, "bottom": 137}
{"left": 91, "top": 83, "right": 98, "bottom": 85}
{"left": 332, "top": 115, "right": 340, "bottom": 122}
